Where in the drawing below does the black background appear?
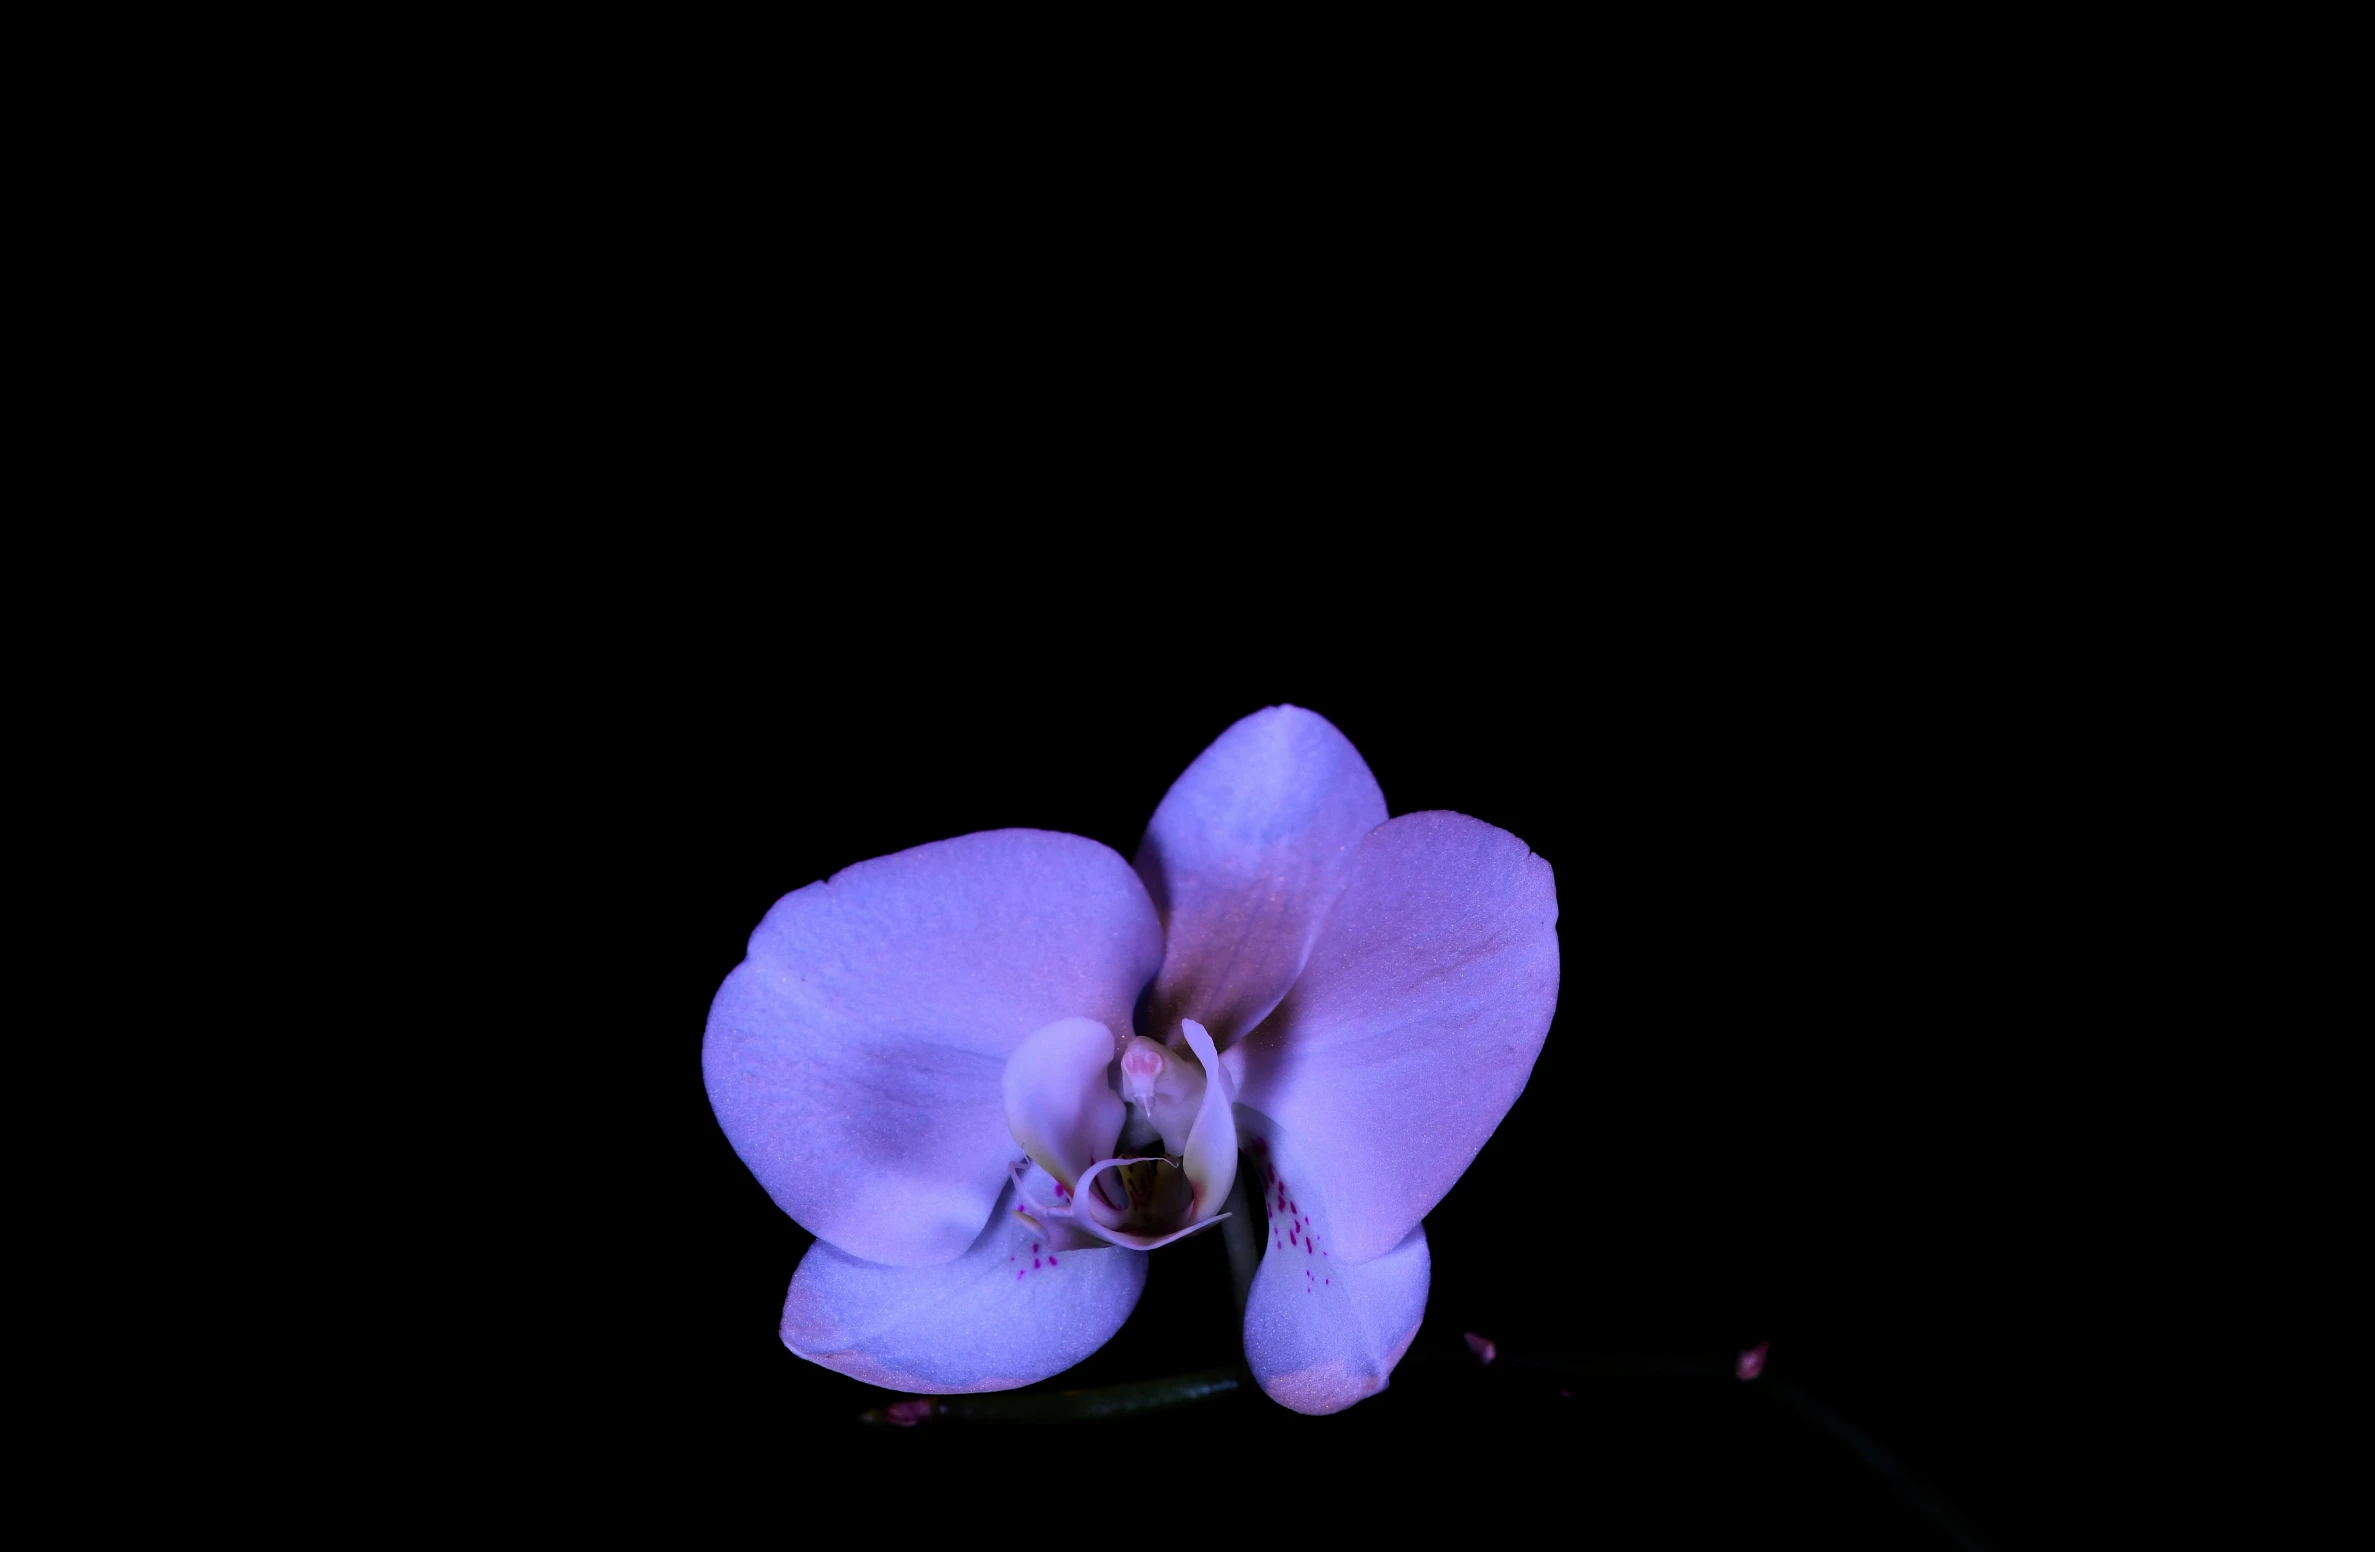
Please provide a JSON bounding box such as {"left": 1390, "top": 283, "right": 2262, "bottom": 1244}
{"left": 545, "top": 589, "right": 2080, "bottom": 1543}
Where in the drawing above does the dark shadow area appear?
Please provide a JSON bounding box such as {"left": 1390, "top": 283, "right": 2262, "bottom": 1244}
{"left": 520, "top": 602, "right": 2083, "bottom": 1541}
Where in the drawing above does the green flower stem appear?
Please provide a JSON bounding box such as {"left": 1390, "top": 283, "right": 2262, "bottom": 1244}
{"left": 1765, "top": 1377, "right": 1994, "bottom": 1552}
{"left": 1500, "top": 1350, "right": 1735, "bottom": 1377}
{"left": 1219, "top": 1163, "right": 1259, "bottom": 1322}
{"left": 859, "top": 1368, "right": 1240, "bottom": 1426}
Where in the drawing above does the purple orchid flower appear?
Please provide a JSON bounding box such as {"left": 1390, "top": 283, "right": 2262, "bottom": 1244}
{"left": 702, "top": 706, "right": 1559, "bottom": 1414}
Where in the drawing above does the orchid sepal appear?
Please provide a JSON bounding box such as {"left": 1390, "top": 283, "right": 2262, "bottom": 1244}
{"left": 1235, "top": 1113, "right": 1430, "bottom": 1415}
{"left": 781, "top": 1169, "right": 1147, "bottom": 1394}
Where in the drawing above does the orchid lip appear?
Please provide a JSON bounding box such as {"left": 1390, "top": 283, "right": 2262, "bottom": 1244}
{"left": 1009, "top": 1157, "right": 1229, "bottom": 1252}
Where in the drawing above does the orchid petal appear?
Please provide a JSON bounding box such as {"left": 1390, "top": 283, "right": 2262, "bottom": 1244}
{"left": 1224, "top": 811, "right": 1558, "bottom": 1266}
{"left": 704, "top": 829, "right": 1162, "bottom": 1267}
{"left": 1236, "top": 1114, "right": 1431, "bottom": 1415}
{"left": 782, "top": 1172, "right": 1147, "bottom": 1394}
{"left": 1177, "top": 1019, "right": 1238, "bottom": 1223}
{"left": 1002, "top": 1017, "right": 1125, "bottom": 1191}
{"left": 1134, "top": 705, "right": 1387, "bottom": 1049}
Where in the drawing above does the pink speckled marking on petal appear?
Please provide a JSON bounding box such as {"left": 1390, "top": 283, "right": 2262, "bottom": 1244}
{"left": 1222, "top": 811, "right": 1559, "bottom": 1269}
{"left": 1236, "top": 1114, "right": 1431, "bottom": 1416}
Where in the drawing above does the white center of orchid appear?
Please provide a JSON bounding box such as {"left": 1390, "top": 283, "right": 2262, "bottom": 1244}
{"left": 1116, "top": 1034, "right": 1204, "bottom": 1156}
{"left": 998, "top": 1014, "right": 1239, "bottom": 1252}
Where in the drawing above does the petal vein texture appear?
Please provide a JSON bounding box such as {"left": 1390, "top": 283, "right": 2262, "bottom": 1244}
{"left": 1236, "top": 1111, "right": 1431, "bottom": 1415}
{"left": 1227, "top": 811, "right": 1559, "bottom": 1266}
{"left": 1135, "top": 706, "right": 1386, "bottom": 1050}
{"left": 782, "top": 1175, "right": 1148, "bottom": 1393}
{"left": 705, "top": 829, "right": 1162, "bottom": 1267}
